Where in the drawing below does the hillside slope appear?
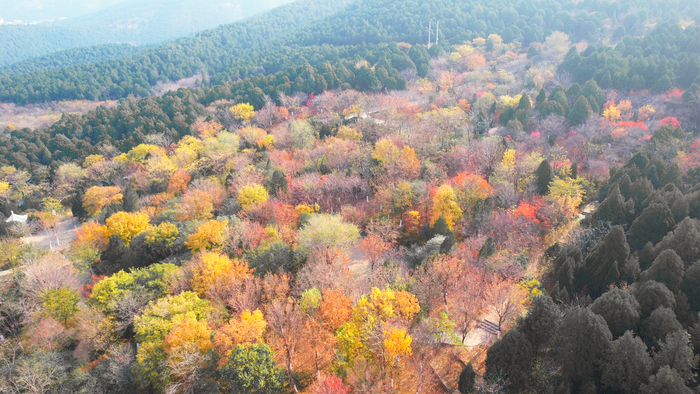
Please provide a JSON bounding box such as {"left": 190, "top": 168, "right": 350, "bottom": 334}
{"left": 0, "top": 0, "right": 356, "bottom": 103}
{"left": 0, "top": 0, "right": 295, "bottom": 67}
{"left": 0, "top": 44, "right": 147, "bottom": 76}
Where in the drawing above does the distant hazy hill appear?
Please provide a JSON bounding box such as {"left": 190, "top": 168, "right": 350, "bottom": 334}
{"left": 0, "top": 0, "right": 126, "bottom": 23}
{"left": 0, "top": 0, "right": 295, "bottom": 67}
{"left": 0, "top": 43, "right": 148, "bottom": 76}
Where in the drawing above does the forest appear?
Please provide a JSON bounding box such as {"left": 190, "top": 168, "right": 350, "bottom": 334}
{"left": 1, "top": 0, "right": 697, "bottom": 104}
{"left": 0, "top": 0, "right": 297, "bottom": 67}
{"left": 0, "top": 44, "right": 148, "bottom": 76}
{"left": 0, "top": 0, "right": 699, "bottom": 393}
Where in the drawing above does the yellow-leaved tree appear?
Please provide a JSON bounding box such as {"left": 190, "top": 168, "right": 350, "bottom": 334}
{"left": 105, "top": 211, "right": 150, "bottom": 246}
{"left": 0, "top": 181, "right": 10, "bottom": 201}
{"left": 133, "top": 292, "right": 212, "bottom": 392}
{"left": 123, "top": 144, "right": 165, "bottom": 163}
{"left": 383, "top": 328, "right": 413, "bottom": 370}
{"left": 185, "top": 220, "right": 229, "bottom": 252}
{"left": 335, "top": 287, "right": 419, "bottom": 388}
{"left": 161, "top": 315, "right": 213, "bottom": 389}
{"left": 336, "top": 126, "right": 362, "bottom": 141}
{"left": 41, "top": 287, "right": 80, "bottom": 326}
{"left": 145, "top": 222, "right": 179, "bottom": 246}
{"left": 603, "top": 103, "right": 621, "bottom": 122}
{"left": 237, "top": 184, "right": 269, "bottom": 211}
{"left": 372, "top": 139, "right": 401, "bottom": 165}
{"left": 548, "top": 177, "right": 586, "bottom": 214}
{"left": 429, "top": 184, "right": 463, "bottom": 229}
{"left": 373, "top": 139, "right": 421, "bottom": 178}
{"left": 172, "top": 135, "right": 203, "bottom": 169}
{"left": 336, "top": 287, "right": 419, "bottom": 363}
{"left": 160, "top": 313, "right": 214, "bottom": 394}
{"left": 230, "top": 103, "right": 255, "bottom": 122}
{"left": 162, "top": 314, "right": 213, "bottom": 358}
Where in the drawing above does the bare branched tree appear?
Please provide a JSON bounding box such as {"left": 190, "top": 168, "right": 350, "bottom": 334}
{"left": 164, "top": 342, "right": 210, "bottom": 394}
{"left": 21, "top": 253, "right": 79, "bottom": 300}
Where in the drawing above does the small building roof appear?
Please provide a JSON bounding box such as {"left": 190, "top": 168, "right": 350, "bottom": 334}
{"left": 6, "top": 211, "right": 28, "bottom": 223}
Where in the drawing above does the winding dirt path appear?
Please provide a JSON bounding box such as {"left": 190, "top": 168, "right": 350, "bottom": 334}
{"left": 25, "top": 218, "right": 79, "bottom": 251}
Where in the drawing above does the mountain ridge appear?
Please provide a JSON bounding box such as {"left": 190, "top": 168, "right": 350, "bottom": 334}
{"left": 0, "top": 0, "right": 296, "bottom": 67}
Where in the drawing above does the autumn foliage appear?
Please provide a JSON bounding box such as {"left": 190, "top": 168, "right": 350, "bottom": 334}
{"left": 3, "top": 24, "right": 694, "bottom": 393}
{"left": 189, "top": 251, "right": 250, "bottom": 297}
{"left": 105, "top": 211, "right": 150, "bottom": 246}
{"left": 83, "top": 186, "right": 123, "bottom": 217}
{"left": 185, "top": 220, "right": 229, "bottom": 252}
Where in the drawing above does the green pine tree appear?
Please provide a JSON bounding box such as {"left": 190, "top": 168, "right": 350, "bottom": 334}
{"left": 540, "top": 101, "right": 566, "bottom": 118}
{"left": 71, "top": 189, "right": 86, "bottom": 221}
{"left": 458, "top": 363, "right": 476, "bottom": 394}
{"left": 590, "top": 288, "right": 641, "bottom": 338}
{"left": 600, "top": 332, "right": 652, "bottom": 393}
{"left": 536, "top": 88, "right": 547, "bottom": 106}
{"left": 568, "top": 96, "right": 593, "bottom": 126}
{"left": 535, "top": 159, "right": 555, "bottom": 195}
{"left": 478, "top": 236, "right": 496, "bottom": 259}
{"left": 628, "top": 203, "right": 675, "bottom": 250}
{"left": 580, "top": 79, "right": 605, "bottom": 110}
{"left": 553, "top": 307, "right": 612, "bottom": 382}
{"left": 484, "top": 328, "right": 534, "bottom": 389}
{"left": 566, "top": 83, "right": 581, "bottom": 99}
{"left": 550, "top": 91, "right": 570, "bottom": 115}
{"left": 518, "top": 93, "right": 532, "bottom": 110}
{"left": 583, "top": 225, "right": 630, "bottom": 296}
{"left": 599, "top": 71, "right": 612, "bottom": 89}
{"left": 122, "top": 184, "right": 139, "bottom": 213}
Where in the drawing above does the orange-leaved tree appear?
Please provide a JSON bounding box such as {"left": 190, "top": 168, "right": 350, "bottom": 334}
{"left": 318, "top": 288, "right": 353, "bottom": 331}
{"left": 296, "top": 288, "right": 339, "bottom": 380}
{"left": 213, "top": 309, "right": 266, "bottom": 363}
{"left": 262, "top": 273, "right": 303, "bottom": 392}
{"left": 73, "top": 220, "right": 110, "bottom": 251}
{"left": 82, "top": 186, "right": 122, "bottom": 217}
{"left": 161, "top": 315, "right": 214, "bottom": 393}
{"left": 487, "top": 277, "right": 525, "bottom": 337}
{"left": 189, "top": 251, "right": 250, "bottom": 297}
{"left": 176, "top": 189, "right": 214, "bottom": 221}
{"left": 358, "top": 219, "right": 398, "bottom": 273}
{"left": 185, "top": 220, "right": 229, "bottom": 252}
{"left": 452, "top": 172, "right": 492, "bottom": 214}
{"left": 167, "top": 170, "right": 191, "bottom": 195}
{"left": 194, "top": 121, "right": 224, "bottom": 139}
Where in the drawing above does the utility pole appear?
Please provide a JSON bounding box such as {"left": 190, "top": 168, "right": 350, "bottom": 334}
{"left": 428, "top": 21, "right": 432, "bottom": 48}
{"left": 436, "top": 20, "right": 440, "bottom": 47}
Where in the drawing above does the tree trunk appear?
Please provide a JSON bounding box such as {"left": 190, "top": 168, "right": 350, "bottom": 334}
{"left": 286, "top": 348, "right": 298, "bottom": 393}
